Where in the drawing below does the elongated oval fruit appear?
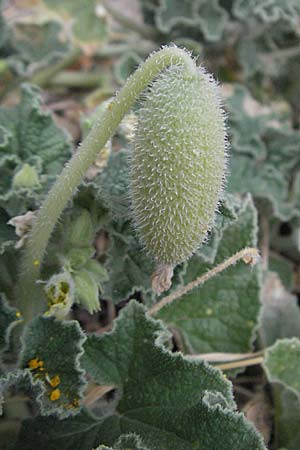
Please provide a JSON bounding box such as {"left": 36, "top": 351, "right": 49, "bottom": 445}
{"left": 130, "top": 63, "right": 227, "bottom": 286}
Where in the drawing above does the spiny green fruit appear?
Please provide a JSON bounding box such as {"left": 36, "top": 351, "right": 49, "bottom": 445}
{"left": 130, "top": 64, "right": 227, "bottom": 272}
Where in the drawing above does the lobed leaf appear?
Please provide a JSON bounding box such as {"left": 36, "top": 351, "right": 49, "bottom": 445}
{"left": 42, "top": 0, "right": 109, "bottom": 43}
{"left": 15, "top": 301, "right": 266, "bottom": 449}
{"left": 10, "top": 21, "right": 70, "bottom": 74}
{"left": 19, "top": 316, "right": 86, "bottom": 418}
{"left": 0, "top": 84, "right": 72, "bottom": 216}
{"left": 234, "top": 0, "right": 300, "bottom": 25}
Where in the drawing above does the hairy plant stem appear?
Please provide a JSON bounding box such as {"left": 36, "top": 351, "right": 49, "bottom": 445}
{"left": 148, "top": 247, "right": 260, "bottom": 316}
{"left": 17, "top": 47, "right": 198, "bottom": 322}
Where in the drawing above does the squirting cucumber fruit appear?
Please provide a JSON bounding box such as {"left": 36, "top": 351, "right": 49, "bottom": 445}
{"left": 130, "top": 64, "right": 227, "bottom": 292}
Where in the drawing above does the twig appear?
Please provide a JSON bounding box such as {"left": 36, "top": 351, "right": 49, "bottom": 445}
{"left": 148, "top": 247, "right": 260, "bottom": 316}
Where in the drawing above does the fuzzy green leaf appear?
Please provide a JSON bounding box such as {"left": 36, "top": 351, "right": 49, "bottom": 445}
{"left": 155, "top": 0, "right": 197, "bottom": 33}
{"left": 271, "top": 386, "right": 300, "bottom": 450}
{"left": 0, "top": 208, "right": 16, "bottom": 254}
{"left": 67, "top": 209, "right": 95, "bottom": 246}
{"left": 0, "top": 251, "right": 18, "bottom": 304}
{"left": 264, "top": 127, "right": 300, "bottom": 175}
{"left": 73, "top": 269, "right": 100, "bottom": 313}
{"left": 95, "top": 434, "right": 148, "bottom": 450}
{"left": 227, "top": 85, "right": 300, "bottom": 220}
{"left": 157, "top": 194, "right": 261, "bottom": 354}
{"left": 0, "top": 1, "right": 9, "bottom": 51}
{"left": 234, "top": 0, "right": 300, "bottom": 24}
{"left": 0, "top": 84, "right": 72, "bottom": 215}
{"left": 103, "top": 220, "right": 155, "bottom": 303}
{"left": 15, "top": 301, "right": 265, "bottom": 449}
{"left": 10, "top": 21, "right": 69, "bottom": 74}
{"left": 269, "top": 253, "right": 293, "bottom": 290}
{"left": 228, "top": 155, "right": 293, "bottom": 220}
{"left": 263, "top": 338, "right": 300, "bottom": 449}
{"left": 197, "top": 0, "right": 228, "bottom": 42}
{"left": 43, "top": 0, "right": 109, "bottom": 43}
{"left": 114, "top": 52, "right": 142, "bottom": 84}
{"left": 227, "top": 85, "right": 269, "bottom": 159}
{"left": 0, "top": 369, "right": 44, "bottom": 416}
{"left": 0, "top": 294, "right": 18, "bottom": 354}
{"left": 81, "top": 301, "right": 265, "bottom": 450}
{"left": 260, "top": 272, "right": 300, "bottom": 347}
{"left": 99, "top": 150, "right": 131, "bottom": 220}
{"left": 155, "top": 0, "right": 228, "bottom": 41}
{"left": 264, "top": 338, "right": 300, "bottom": 400}
{"left": 95, "top": 447, "right": 113, "bottom": 450}
{"left": 20, "top": 317, "right": 86, "bottom": 418}
{"left": 0, "top": 3, "right": 69, "bottom": 77}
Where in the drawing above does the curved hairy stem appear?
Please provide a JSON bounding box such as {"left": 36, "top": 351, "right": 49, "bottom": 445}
{"left": 17, "top": 47, "right": 197, "bottom": 321}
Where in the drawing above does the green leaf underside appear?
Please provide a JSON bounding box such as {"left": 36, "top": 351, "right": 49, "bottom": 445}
{"left": 157, "top": 194, "right": 261, "bottom": 354}
{"left": 15, "top": 302, "right": 265, "bottom": 449}
{"left": 20, "top": 316, "right": 86, "bottom": 418}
